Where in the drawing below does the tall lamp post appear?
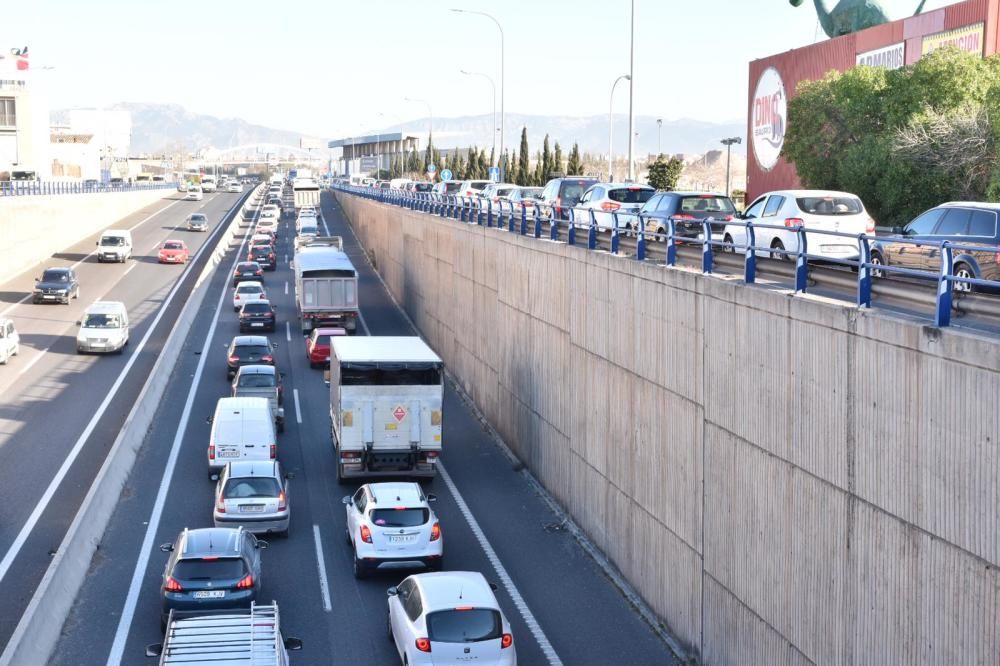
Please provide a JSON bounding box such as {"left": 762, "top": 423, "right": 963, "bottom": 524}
{"left": 450, "top": 8, "right": 504, "bottom": 177}
{"left": 721, "top": 137, "right": 741, "bottom": 197}
{"left": 608, "top": 74, "right": 630, "bottom": 182}
{"left": 627, "top": 0, "right": 636, "bottom": 181}
{"left": 460, "top": 69, "right": 497, "bottom": 165}
{"left": 656, "top": 118, "right": 663, "bottom": 157}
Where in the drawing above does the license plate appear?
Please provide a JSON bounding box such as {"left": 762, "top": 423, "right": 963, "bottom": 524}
{"left": 388, "top": 535, "right": 417, "bottom": 544}
{"left": 219, "top": 449, "right": 240, "bottom": 458}
{"left": 240, "top": 504, "right": 265, "bottom": 513}
{"left": 251, "top": 323, "right": 264, "bottom": 327}
{"left": 43, "top": 295, "right": 55, "bottom": 300}
{"left": 193, "top": 591, "right": 225, "bottom": 599}
{"left": 91, "top": 342, "right": 105, "bottom": 348}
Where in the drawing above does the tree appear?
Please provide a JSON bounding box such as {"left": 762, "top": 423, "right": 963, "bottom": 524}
{"left": 407, "top": 147, "right": 421, "bottom": 174}
{"left": 478, "top": 149, "right": 489, "bottom": 178}
{"left": 500, "top": 150, "right": 510, "bottom": 181}
{"left": 423, "top": 133, "right": 434, "bottom": 172}
{"left": 517, "top": 128, "right": 530, "bottom": 185}
{"left": 647, "top": 156, "right": 684, "bottom": 191}
{"left": 541, "top": 134, "right": 552, "bottom": 182}
{"left": 553, "top": 142, "right": 563, "bottom": 176}
{"left": 533, "top": 151, "right": 543, "bottom": 186}
{"left": 566, "top": 142, "right": 583, "bottom": 175}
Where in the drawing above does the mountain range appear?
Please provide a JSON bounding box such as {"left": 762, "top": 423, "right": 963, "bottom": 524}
{"left": 52, "top": 103, "right": 746, "bottom": 158}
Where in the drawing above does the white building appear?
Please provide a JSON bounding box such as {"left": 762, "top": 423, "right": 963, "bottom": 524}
{"left": 0, "top": 48, "right": 51, "bottom": 179}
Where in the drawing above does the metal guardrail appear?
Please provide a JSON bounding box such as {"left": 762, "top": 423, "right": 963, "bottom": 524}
{"left": 0, "top": 181, "right": 178, "bottom": 197}
{"left": 333, "top": 184, "right": 1000, "bottom": 328}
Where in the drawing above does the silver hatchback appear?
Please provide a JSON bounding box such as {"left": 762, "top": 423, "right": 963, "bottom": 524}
{"left": 214, "top": 461, "right": 290, "bottom": 537}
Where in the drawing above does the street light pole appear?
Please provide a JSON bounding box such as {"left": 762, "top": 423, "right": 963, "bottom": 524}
{"left": 627, "top": 0, "right": 636, "bottom": 181}
{"left": 609, "top": 74, "right": 630, "bottom": 182}
{"left": 720, "top": 137, "right": 742, "bottom": 197}
{"left": 460, "top": 69, "right": 497, "bottom": 165}
{"left": 656, "top": 118, "right": 662, "bottom": 157}
{"left": 451, "top": 9, "right": 504, "bottom": 177}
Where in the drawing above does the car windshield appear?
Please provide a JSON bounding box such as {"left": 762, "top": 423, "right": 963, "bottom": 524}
{"left": 236, "top": 285, "right": 262, "bottom": 295}
{"left": 237, "top": 374, "right": 275, "bottom": 388}
{"left": 796, "top": 196, "right": 863, "bottom": 216}
{"left": 41, "top": 270, "right": 68, "bottom": 282}
{"left": 237, "top": 263, "right": 258, "bottom": 272}
{"left": 608, "top": 188, "right": 654, "bottom": 204}
{"left": 223, "top": 477, "right": 280, "bottom": 498}
{"left": 300, "top": 226, "right": 318, "bottom": 235}
{"left": 370, "top": 508, "right": 429, "bottom": 527}
{"left": 100, "top": 237, "right": 125, "bottom": 246}
{"left": 236, "top": 344, "right": 270, "bottom": 356}
{"left": 173, "top": 558, "right": 245, "bottom": 581}
{"left": 252, "top": 247, "right": 271, "bottom": 256}
{"left": 242, "top": 302, "right": 271, "bottom": 313}
{"left": 560, "top": 180, "right": 598, "bottom": 204}
{"left": 469, "top": 182, "right": 488, "bottom": 191}
{"left": 83, "top": 314, "right": 120, "bottom": 328}
{"left": 427, "top": 609, "right": 502, "bottom": 643}
{"left": 678, "top": 196, "right": 737, "bottom": 215}
{"left": 163, "top": 242, "right": 183, "bottom": 250}
{"left": 190, "top": 215, "right": 206, "bottom": 222}
{"left": 444, "top": 182, "right": 461, "bottom": 193}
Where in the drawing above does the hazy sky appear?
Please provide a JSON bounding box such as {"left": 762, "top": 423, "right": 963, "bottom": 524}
{"left": 3, "top": 0, "right": 952, "bottom": 138}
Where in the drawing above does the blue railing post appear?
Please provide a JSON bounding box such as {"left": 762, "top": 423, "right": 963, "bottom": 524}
{"left": 587, "top": 210, "right": 597, "bottom": 250}
{"left": 550, "top": 211, "right": 559, "bottom": 242}
{"left": 666, "top": 218, "right": 677, "bottom": 266}
{"left": 743, "top": 221, "right": 757, "bottom": 284}
{"left": 567, "top": 209, "right": 576, "bottom": 246}
{"left": 520, "top": 206, "right": 528, "bottom": 235}
{"left": 487, "top": 200, "right": 493, "bottom": 227}
{"left": 934, "top": 242, "right": 954, "bottom": 327}
{"left": 794, "top": 226, "right": 808, "bottom": 292}
{"left": 702, "top": 218, "right": 714, "bottom": 274}
{"left": 507, "top": 202, "right": 515, "bottom": 233}
{"left": 857, "top": 234, "right": 872, "bottom": 307}
{"left": 477, "top": 200, "right": 485, "bottom": 226}
{"left": 611, "top": 212, "right": 620, "bottom": 254}
{"left": 636, "top": 215, "right": 646, "bottom": 261}
{"left": 533, "top": 208, "right": 541, "bottom": 238}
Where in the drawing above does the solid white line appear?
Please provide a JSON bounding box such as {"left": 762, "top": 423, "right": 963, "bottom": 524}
{"left": 285, "top": 320, "right": 291, "bottom": 342}
{"left": 293, "top": 389, "right": 303, "bottom": 424}
{"left": 121, "top": 262, "right": 138, "bottom": 278}
{"left": 105, "top": 192, "right": 258, "bottom": 665}
{"left": 15, "top": 347, "right": 49, "bottom": 377}
{"left": 312, "top": 524, "right": 333, "bottom": 612}
{"left": 357, "top": 310, "right": 370, "bottom": 336}
{"left": 438, "top": 463, "right": 563, "bottom": 665}
{"left": 0, "top": 196, "right": 238, "bottom": 591}
{"left": 284, "top": 281, "right": 288, "bottom": 295}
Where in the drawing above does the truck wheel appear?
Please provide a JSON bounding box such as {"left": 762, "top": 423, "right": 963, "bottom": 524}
{"left": 335, "top": 463, "right": 348, "bottom": 485}
{"left": 277, "top": 419, "right": 285, "bottom": 434}
{"left": 353, "top": 555, "right": 369, "bottom": 579}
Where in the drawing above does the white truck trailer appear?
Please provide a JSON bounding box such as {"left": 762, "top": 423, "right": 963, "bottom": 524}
{"left": 329, "top": 337, "right": 444, "bottom": 483}
{"left": 293, "top": 236, "right": 358, "bottom": 333}
{"left": 292, "top": 177, "right": 320, "bottom": 211}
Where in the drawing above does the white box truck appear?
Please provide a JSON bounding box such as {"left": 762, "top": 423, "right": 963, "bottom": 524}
{"left": 293, "top": 237, "right": 358, "bottom": 333}
{"left": 329, "top": 337, "right": 443, "bottom": 483}
{"left": 292, "top": 177, "right": 320, "bottom": 211}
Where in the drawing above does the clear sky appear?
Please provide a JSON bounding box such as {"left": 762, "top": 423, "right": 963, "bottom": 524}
{"left": 2, "top": 0, "right": 953, "bottom": 138}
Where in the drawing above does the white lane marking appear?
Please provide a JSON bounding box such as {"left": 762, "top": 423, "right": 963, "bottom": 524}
{"left": 0, "top": 199, "right": 182, "bottom": 319}
{"left": 293, "top": 389, "right": 303, "bottom": 424}
{"left": 284, "top": 281, "right": 288, "bottom": 295}
{"left": 438, "top": 463, "right": 563, "bottom": 665}
{"left": 357, "top": 311, "right": 370, "bottom": 336}
{"left": 312, "top": 524, "right": 333, "bottom": 612}
{"left": 15, "top": 346, "right": 49, "bottom": 377}
{"left": 285, "top": 320, "right": 291, "bottom": 342}
{"left": 105, "top": 192, "right": 259, "bottom": 665}
{"left": 0, "top": 195, "right": 241, "bottom": 590}
{"left": 320, "top": 216, "right": 329, "bottom": 235}
{"left": 121, "top": 262, "right": 138, "bottom": 278}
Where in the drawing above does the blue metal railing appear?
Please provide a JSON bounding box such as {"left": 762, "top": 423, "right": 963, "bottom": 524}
{"left": 0, "top": 180, "right": 178, "bottom": 197}
{"left": 330, "top": 183, "right": 1000, "bottom": 328}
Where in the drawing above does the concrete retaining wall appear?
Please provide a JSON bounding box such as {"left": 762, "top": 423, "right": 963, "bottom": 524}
{"left": 335, "top": 192, "right": 1000, "bottom": 664}
{"left": 0, "top": 188, "right": 174, "bottom": 284}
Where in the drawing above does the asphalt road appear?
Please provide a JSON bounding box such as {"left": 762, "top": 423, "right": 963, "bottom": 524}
{"left": 0, "top": 188, "right": 249, "bottom": 652}
{"left": 50, "top": 191, "right": 679, "bottom": 665}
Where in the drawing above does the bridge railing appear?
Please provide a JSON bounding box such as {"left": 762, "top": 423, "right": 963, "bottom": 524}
{"left": 0, "top": 180, "right": 178, "bottom": 197}
{"left": 330, "top": 183, "right": 1000, "bottom": 328}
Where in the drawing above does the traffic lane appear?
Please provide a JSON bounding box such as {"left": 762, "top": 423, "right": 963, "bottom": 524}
{"left": 47, "top": 200, "right": 268, "bottom": 665}
{"left": 0, "top": 192, "right": 251, "bottom": 651}
{"left": 322, "top": 193, "right": 678, "bottom": 663}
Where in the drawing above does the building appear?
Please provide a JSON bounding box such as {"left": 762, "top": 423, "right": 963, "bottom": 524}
{"left": 747, "top": 0, "right": 999, "bottom": 199}
{"left": 328, "top": 132, "right": 423, "bottom": 176}
{"left": 0, "top": 47, "right": 50, "bottom": 179}
{"left": 50, "top": 125, "right": 99, "bottom": 180}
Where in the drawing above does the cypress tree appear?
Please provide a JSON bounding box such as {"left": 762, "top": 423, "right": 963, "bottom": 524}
{"left": 566, "top": 142, "right": 583, "bottom": 175}
{"left": 500, "top": 150, "right": 510, "bottom": 181}
{"left": 553, "top": 142, "right": 563, "bottom": 176}
{"left": 423, "top": 133, "right": 433, "bottom": 172}
{"left": 467, "top": 147, "right": 478, "bottom": 178}
{"left": 517, "top": 128, "right": 530, "bottom": 186}
{"left": 533, "top": 151, "right": 543, "bottom": 186}
{"left": 541, "top": 134, "right": 552, "bottom": 182}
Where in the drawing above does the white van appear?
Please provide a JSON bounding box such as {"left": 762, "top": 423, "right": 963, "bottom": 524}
{"left": 0, "top": 318, "right": 20, "bottom": 365}
{"left": 96, "top": 229, "right": 133, "bottom": 263}
{"left": 76, "top": 301, "right": 129, "bottom": 354}
{"left": 207, "top": 397, "right": 277, "bottom": 480}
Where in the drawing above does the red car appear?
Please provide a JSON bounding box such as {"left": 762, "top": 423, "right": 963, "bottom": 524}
{"left": 306, "top": 327, "right": 347, "bottom": 368}
{"left": 158, "top": 240, "right": 189, "bottom": 264}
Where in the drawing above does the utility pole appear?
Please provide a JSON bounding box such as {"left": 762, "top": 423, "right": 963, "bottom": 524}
{"left": 627, "top": 0, "right": 635, "bottom": 181}
{"left": 721, "top": 137, "right": 742, "bottom": 197}
{"left": 656, "top": 118, "right": 662, "bottom": 157}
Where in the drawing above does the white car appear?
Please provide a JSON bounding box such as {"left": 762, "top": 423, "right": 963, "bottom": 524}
{"left": 298, "top": 206, "right": 317, "bottom": 216}
{"left": 227, "top": 182, "right": 242, "bottom": 193}
{"left": 0, "top": 318, "right": 20, "bottom": 365}
{"left": 257, "top": 218, "right": 279, "bottom": 236}
{"left": 185, "top": 186, "right": 203, "bottom": 201}
{"left": 260, "top": 205, "right": 281, "bottom": 222}
{"left": 343, "top": 482, "right": 442, "bottom": 579}
{"left": 233, "top": 281, "right": 267, "bottom": 312}
{"left": 251, "top": 233, "right": 273, "bottom": 246}
{"left": 76, "top": 301, "right": 129, "bottom": 354}
{"left": 723, "top": 190, "right": 875, "bottom": 261}
{"left": 213, "top": 460, "right": 290, "bottom": 536}
{"left": 387, "top": 571, "right": 516, "bottom": 665}
{"left": 576, "top": 182, "right": 655, "bottom": 230}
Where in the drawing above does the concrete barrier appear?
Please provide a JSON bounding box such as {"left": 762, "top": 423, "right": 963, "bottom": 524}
{"left": 335, "top": 191, "right": 1000, "bottom": 664}
{"left": 0, "top": 188, "right": 259, "bottom": 666}
{"left": 0, "top": 188, "right": 175, "bottom": 284}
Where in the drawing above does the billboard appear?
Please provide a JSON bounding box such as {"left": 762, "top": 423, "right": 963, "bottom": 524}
{"left": 360, "top": 156, "right": 379, "bottom": 172}
{"left": 922, "top": 23, "right": 984, "bottom": 56}
{"left": 856, "top": 43, "right": 905, "bottom": 70}
{"left": 299, "top": 137, "right": 324, "bottom": 150}
{"left": 750, "top": 67, "right": 786, "bottom": 172}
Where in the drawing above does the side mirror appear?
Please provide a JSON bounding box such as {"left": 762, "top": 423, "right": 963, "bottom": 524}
{"left": 283, "top": 637, "right": 303, "bottom": 651}
{"left": 95, "top": 241, "right": 100, "bottom": 247}
{"left": 489, "top": 582, "right": 498, "bottom": 592}
{"left": 426, "top": 493, "right": 437, "bottom": 502}
{"left": 76, "top": 321, "right": 82, "bottom": 326}
{"left": 210, "top": 473, "right": 220, "bottom": 482}
{"left": 286, "top": 471, "right": 296, "bottom": 479}
{"left": 257, "top": 540, "right": 269, "bottom": 549}
{"left": 341, "top": 495, "right": 352, "bottom": 505}
{"left": 280, "top": 372, "right": 286, "bottom": 378}
{"left": 145, "top": 643, "right": 164, "bottom": 658}
{"left": 891, "top": 225, "right": 903, "bottom": 235}
{"left": 206, "top": 416, "right": 214, "bottom": 424}
{"left": 386, "top": 586, "right": 398, "bottom": 597}
{"left": 159, "top": 543, "right": 174, "bottom": 552}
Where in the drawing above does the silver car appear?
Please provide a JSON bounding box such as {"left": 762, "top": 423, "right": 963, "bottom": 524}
{"left": 213, "top": 461, "right": 290, "bottom": 537}
{"left": 576, "top": 182, "right": 655, "bottom": 230}
{"left": 186, "top": 214, "right": 209, "bottom": 232}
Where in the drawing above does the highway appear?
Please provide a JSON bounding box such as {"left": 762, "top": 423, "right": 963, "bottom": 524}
{"left": 47, "top": 191, "right": 679, "bottom": 665}
{"left": 0, "top": 188, "right": 248, "bottom": 651}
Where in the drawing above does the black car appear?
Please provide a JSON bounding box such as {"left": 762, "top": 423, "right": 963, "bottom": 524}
{"left": 239, "top": 300, "right": 277, "bottom": 333}
{"left": 249, "top": 245, "right": 276, "bottom": 271}
{"left": 871, "top": 202, "right": 1000, "bottom": 291}
{"left": 233, "top": 261, "right": 264, "bottom": 286}
{"left": 33, "top": 267, "right": 80, "bottom": 304}
{"left": 227, "top": 335, "right": 275, "bottom": 379}
{"left": 413, "top": 182, "right": 433, "bottom": 193}
{"left": 639, "top": 192, "right": 737, "bottom": 239}
{"left": 539, "top": 177, "right": 600, "bottom": 220}
{"left": 159, "top": 527, "right": 266, "bottom": 631}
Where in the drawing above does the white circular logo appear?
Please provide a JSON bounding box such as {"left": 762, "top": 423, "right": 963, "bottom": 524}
{"left": 751, "top": 67, "right": 787, "bottom": 172}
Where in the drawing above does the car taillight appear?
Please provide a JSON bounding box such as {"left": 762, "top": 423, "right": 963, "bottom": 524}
{"left": 255, "top": 269, "right": 262, "bottom": 275}
{"left": 164, "top": 576, "right": 183, "bottom": 592}
{"left": 501, "top": 633, "right": 513, "bottom": 649}
{"left": 234, "top": 294, "right": 240, "bottom": 300}
{"left": 673, "top": 213, "right": 695, "bottom": 221}
{"left": 784, "top": 217, "right": 804, "bottom": 228}
{"left": 866, "top": 217, "right": 876, "bottom": 234}
{"left": 430, "top": 522, "right": 441, "bottom": 541}
{"left": 233, "top": 270, "right": 240, "bottom": 277}
{"left": 278, "top": 490, "right": 286, "bottom": 510}
{"left": 228, "top": 355, "right": 239, "bottom": 363}
{"left": 208, "top": 445, "right": 215, "bottom": 460}
{"left": 216, "top": 495, "right": 226, "bottom": 513}
{"left": 261, "top": 355, "right": 273, "bottom": 363}
{"left": 415, "top": 638, "right": 431, "bottom": 653}
{"left": 601, "top": 201, "right": 621, "bottom": 212}
{"left": 360, "top": 524, "right": 372, "bottom": 543}
{"left": 269, "top": 444, "right": 276, "bottom": 459}
{"left": 235, "top": 574, "right": 254, "bottom": 590}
